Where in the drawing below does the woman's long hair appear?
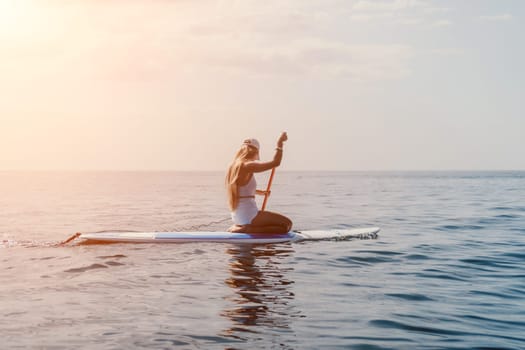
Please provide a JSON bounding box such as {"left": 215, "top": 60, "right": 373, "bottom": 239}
{"left": 226, "top": 145, "right": 258, "bottom": 211}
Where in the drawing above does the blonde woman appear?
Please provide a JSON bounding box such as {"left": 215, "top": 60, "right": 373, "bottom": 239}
{"left": 226, "top": 132, "right": 292, "bottom": 234}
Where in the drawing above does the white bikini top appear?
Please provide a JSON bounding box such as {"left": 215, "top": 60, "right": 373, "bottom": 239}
{"left": 238, "top": 175, "right": 256, "bottom": 198}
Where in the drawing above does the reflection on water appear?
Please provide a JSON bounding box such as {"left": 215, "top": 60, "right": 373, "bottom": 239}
{"left": 222, "top": 244, "right": 300, "bottom": 342}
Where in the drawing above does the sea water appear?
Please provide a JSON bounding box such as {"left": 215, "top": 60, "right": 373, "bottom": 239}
{"left": 1, "top": 171, "right": 524, "bottom": 349}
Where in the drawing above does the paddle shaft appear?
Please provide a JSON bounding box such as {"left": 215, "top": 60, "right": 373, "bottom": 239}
{"left": 261, "top": 168, "right": 276, "bottom": 211}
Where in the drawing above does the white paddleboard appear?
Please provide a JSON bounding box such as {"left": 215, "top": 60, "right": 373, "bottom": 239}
{"left": 79, "top": 227, "right": 380, "bottom": 244}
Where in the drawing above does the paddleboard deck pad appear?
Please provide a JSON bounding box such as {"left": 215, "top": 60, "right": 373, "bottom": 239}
{"left": 79, "top": 227, "right": 380, "bottom": 244}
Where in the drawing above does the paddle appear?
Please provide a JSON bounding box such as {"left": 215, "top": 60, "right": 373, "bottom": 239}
{"left": 261, "top": 167, "right": 276, "bottom": 211}
{"left": 56, "top": 232, "right": 81, "bottom": 246}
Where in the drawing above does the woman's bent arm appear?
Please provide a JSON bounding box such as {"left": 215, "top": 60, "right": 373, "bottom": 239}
{"left": 243, "top": 149, "right": 283, "bottom": 173}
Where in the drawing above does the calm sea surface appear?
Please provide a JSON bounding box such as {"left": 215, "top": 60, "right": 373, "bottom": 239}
{"left": 1, "top": 171, "right": 524, "bottom": 349}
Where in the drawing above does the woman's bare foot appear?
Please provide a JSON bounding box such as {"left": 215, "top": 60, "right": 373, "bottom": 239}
{"left": 227, "top": 225, "right": 248, "bottom": 233}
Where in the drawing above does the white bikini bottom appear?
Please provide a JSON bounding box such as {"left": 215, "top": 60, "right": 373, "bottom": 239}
{"left": 231, "top": 198, "right": 258, "bottom": 225}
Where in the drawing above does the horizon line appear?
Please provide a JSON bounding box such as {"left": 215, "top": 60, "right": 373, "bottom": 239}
{"left": 1, "top": 169, "right": 524, "bottom": 172}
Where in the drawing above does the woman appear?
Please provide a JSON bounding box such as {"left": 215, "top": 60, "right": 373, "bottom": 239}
{"left": 226, "top": 132, "right": 292, "bottom": 234}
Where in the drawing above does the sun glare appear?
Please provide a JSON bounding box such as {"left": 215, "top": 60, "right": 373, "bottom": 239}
{"left": 0, "top": 1, "right": 21, "bottom": 28}
{"left": 0, "top": 0, "right": 36, "bottom": 34}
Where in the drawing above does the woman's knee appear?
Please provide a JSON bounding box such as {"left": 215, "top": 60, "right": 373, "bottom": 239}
{"left": 283, "top": 218, "right": 293, "bottom": 232}
{"left": 275, "top": 213, "right": 292, "bottom": 231}
{"left": 251, "top": 211, "right": 292, "bottom": 231}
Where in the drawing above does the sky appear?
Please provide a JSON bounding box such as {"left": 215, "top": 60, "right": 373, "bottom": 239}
{"left": 0, "top": 0, "right": 523, "bottom": 171}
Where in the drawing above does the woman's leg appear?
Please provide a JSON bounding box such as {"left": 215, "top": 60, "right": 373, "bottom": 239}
{"left": 246, "top": 211, "right": 293, "bottom": 234}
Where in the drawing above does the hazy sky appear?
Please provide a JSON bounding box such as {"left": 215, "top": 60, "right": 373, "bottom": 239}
{"left": 1, "top": 0, "right": 523, "bottom": 171}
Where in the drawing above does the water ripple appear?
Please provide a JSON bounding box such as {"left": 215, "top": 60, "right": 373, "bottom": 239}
{"left": 369, "top": 319, "right": 466, "bottom": 336}
{"left": 63, "top": 263, "right": 108, "bottom": 273}
{"left": 437, "top": 224, "right": 485, "bottom": 231}
{"left": 385, "top": 293, "right": 434, "bottom": 301}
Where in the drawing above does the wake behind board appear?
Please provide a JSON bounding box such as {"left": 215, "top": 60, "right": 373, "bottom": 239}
{"left": 79, "top": 227, "right": 380, "bottom": 244}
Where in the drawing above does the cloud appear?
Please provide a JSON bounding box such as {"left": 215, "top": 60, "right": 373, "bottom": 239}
{"left": 432, "top": 19, "right": 452, "bottom": 27}
{"left": 423, "top": 6, "right": 452, "bottom": 14}
{"left": 429, "top": 48, "right": 464, "bottom": 56}
{"left": 1, "top": 1, "right": 415, "bottom": 84}
{"left": 479, "top": 14, "right": 513, "bottom": 22}
{"left": 353, "top": 0, "right": 426, "bottom": 12}
{"left": 395, "top": 18, "right": 424, "bottom": 25}
{"left": 185, "top": 40, "right": 414, "bottom": 81}
{"left": 349, "top": 12, "right": 395, "bottom": 22}
{"left": 350, "top": 0, "right": 452, "bottom": 26}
